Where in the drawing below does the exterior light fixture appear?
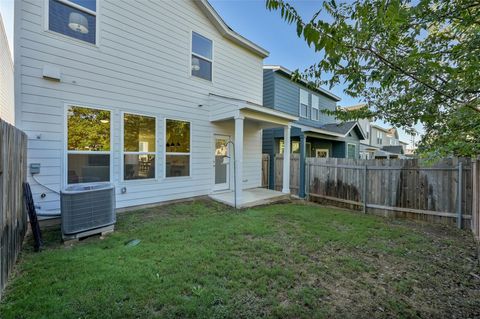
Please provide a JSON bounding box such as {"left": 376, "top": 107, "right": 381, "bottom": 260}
{"left": 191, "top": 57, "right": 200, "bottom": 71}
{"left": 68, "top": 12, "right": 89, "bottom": 34}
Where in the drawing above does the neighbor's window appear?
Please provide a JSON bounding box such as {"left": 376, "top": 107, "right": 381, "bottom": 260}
{"left": 279, "top": 139, "right": 300, "bottom": 154}
{"left": 67, "top": 106, "right": 110, "bottom": 184}
{"left": 191, "top": 32, "right": 212, "bottom": 81}
{"left": 299, "top": 89, "right": 309, "bottom": 118}
{"left": 347, "top": 144, "right": 356, "bottom": 159}
{"left": 165, "top": 119, "right": 191, "bottom": 177}
{"left": 376, "top": 131, "right": 383, "bottom": 144}
{"left": 123, "top": 113, "right": 156, "bottom": 180}
{"left": 49, "top": 0, "right": 97, "bottom": 44}
{"left": 311, "top": 95, "right": 319, "bottom": 121}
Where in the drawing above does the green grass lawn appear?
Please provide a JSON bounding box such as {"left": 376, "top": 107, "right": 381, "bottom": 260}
{"left": 1, "top": 200, "right": 479, "bottom": 318}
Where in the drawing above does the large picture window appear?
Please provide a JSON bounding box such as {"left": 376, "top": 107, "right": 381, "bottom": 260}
{"left": 299, "top": 89, "right": 309, "bottom": 118}
{"left": 165, "top": 119, "right": 191, "bottom": 177}
{"left": 49, "top": 0, "right": 97, "bottom": 44}
{"left": 123, "top": 113, "right": 156, "bottom": 180}
{"left": 191, "top": 32, "right": 212, "bottom": 81}
{"left": 67, "top": 106, "right": 110, "bottom": 184}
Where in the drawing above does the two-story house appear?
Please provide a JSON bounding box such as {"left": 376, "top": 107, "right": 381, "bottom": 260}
{"left": 262, "top": 66, "right": 366, "bottom": 197}
{"left": 347, "top": 104, "right": 408, "bottom": 159}
{"left": 14, "top": 0, "right": 299, "bottom": 210}
{"left": 0, "top": 13, "right": 14, "bottom": 124}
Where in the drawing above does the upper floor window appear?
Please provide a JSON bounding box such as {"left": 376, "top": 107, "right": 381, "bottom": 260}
{"left": 49, "top": 0, "right": 97, "bottom": 44}
{"left": 376, "top": 131, "right": 383, "bottom": 145}
{"left": 311, "top": 95, "right": 319, "bottom": 121}
{"left": 191, "top": 32, "right": 212, "bottom": 81}
{"left": 299, "top": 89, "right": 309, "bottom": 118}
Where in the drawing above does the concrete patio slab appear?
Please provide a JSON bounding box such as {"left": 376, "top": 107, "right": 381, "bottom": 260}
{"left": 209, "top": 187, "right": 290, "bottom": 208}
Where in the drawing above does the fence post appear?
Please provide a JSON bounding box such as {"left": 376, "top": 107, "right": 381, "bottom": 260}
{"left": 457, "top": 162, "right": 463, "bottom": 229}
{"left": 363, "top": 165, "right": 367, "bottom": 214}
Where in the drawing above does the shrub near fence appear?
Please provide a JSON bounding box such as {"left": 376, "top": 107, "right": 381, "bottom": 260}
{"left": 305, "top": 157, "right": 477, "bottom": 229}
{"left": 0, "top": 120, "right": 28, "bottom": 299}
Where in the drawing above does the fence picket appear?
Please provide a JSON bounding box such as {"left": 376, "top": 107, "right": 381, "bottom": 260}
{"left": 0, "top": 120, "right": 28, "bottom": 299}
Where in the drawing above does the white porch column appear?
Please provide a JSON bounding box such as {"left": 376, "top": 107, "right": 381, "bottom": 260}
{"left": 282, "top": 124, "right": 291, "bottom": 194}
{"left": 234, "top": 115, "right": 244, "bottom": 208}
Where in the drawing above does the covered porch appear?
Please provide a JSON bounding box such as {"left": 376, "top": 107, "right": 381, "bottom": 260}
{"left": 207, "top": 94, "right": 298, "bottom": 208}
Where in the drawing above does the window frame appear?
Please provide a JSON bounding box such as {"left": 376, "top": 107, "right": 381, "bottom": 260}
{"left": 164, "top": 118, "right": 192, "bottom": 179}
{"left": 347, "top": 143, "right": 357, "bottom": 159}
{"left": 121, "top": 111, "right": 158, "bottom": 182}
{"left": 190, "top": 31, "right": 214, "bottom": 82}
{"left": 311, "top": 95, "right": 319, "bottom": 121}
{"left": 315, "top": 149, "right": 329, "bottom": 158}
{"left": 299, "top": 89, "right": 309, "bottom": 118}
{"left": 64, "top": 103, "right": 113, "bottom": 187}
{"left": 377, "top": 131, "right": 383, "bottom": 145}
{"left": 45, "top": 0, "right": 100, "bottom": 47}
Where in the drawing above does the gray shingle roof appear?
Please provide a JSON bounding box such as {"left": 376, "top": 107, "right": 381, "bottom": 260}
{"left": 321, "top": 121, "right": 358, "bottom": 135}
{"left": 382, "top": 146, "right": 404, "bottom": 154}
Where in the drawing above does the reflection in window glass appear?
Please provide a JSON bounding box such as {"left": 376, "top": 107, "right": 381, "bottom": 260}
{"left": 67, "top": 106, "right": 111, "bottom": 184}
{"left": 123, "top": 113, "right": 156, "bottom": 180}
{"left": 68, "top": 154, "right": 110, "bottom": 184}
{"left": 49, "top": 0, "right": 96, "bottom": 44}
{"left": 166, "top": 155, "right": 190, "bottom": 178}
{"left": 68, "top": 106, "right": 110, "bottom": 151}
{"left": 166, "top": 119, "right": 191, "bottom": 177}
{"left": 124, "top": 154, "right": 155, "bottom": 180}
{"left": 124, "top": 113, "right": 156, "bottom": 152}
{"left": 191, "top": 56, "right": 212, "bottom": 81}
{"left": 192, "top": 32, "right": 212, "bottom": 59}
{"left": 166, "top": 120, "right": 190, "bottom": 153}
{"left": 191, "top": 32, "right": 212, "bottom": 81}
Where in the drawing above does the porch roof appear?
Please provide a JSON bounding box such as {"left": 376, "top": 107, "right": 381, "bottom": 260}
{"left": 208, "top": 93, "right": 298, "bottom": 125}
{"left": 295, "top": 121, "right": 367, "bottom": 140}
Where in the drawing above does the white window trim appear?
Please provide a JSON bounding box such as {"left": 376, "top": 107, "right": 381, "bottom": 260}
{"left": 315, "top": 149, "right": 329, "bottom": 158}
{"left": 64, "top": 103, "right": 113, "bottom": 187}
{"left": 164, "top": 118, "right": 192, "bottom": 179}
{"left": 44, "top": 0, "right": 100, "bottom": 47}
{"left": 347, "top": 143, "right": 357, "bottom": 159}
{"left": 190, "top": 31, "right": 214, "bottom": 82}
{"left": 121, "top": 111, "right": 158, "bottom": 182}
{"left": 299, "top": 89, "right": 309, "bottom": 118}
{"left": 311, "top": 95, "right": 319, "bottom": 121}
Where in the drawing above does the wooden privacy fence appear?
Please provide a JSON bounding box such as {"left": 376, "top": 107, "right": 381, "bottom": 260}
{"left": 306, "top": 157, "right": 477, "bottom": 229}
{"left": 0, "top": 120, "right": 28, "bottom": 299}
{"left": 274, "top": 153, "right": 300, "bottom": 195}
{"left": 472, "top": 157, "right": 480, "bottom": 240}
{"left": 261, "top": 154, "right": 270, "bottom": 188}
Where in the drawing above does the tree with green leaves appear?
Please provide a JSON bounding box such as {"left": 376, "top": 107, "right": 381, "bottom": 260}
{"left": 266, "top": 0, "right": 480, "bottom": 158}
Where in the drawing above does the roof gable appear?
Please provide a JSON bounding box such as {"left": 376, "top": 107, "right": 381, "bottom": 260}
{"left": 194, "top": 0, "right": 269, "bottom": 58}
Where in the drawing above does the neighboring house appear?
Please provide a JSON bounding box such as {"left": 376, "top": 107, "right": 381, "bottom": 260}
{"left": 345, "top": 104, "right": 408, "bottom": 159}
{"left": 14, "top": 0, "right": 298, "bottom": 210}
{"left": 0, "top": 13, "right": 14, "bottom": 124}
{"left": 262, "top": 66, "right": 366, "bottom": 197}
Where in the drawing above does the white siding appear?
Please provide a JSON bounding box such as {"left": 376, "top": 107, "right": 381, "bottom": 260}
{"left": 0, "top": 14, "right": 14, "bottom": 124}
{"left": 15, "top": 0, "right": 264, "bottom": 210}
